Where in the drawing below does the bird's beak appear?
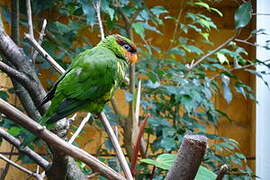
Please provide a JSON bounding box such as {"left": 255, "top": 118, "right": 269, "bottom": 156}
{"left": 129, "top": 53, "right": 138, "bottom": 64}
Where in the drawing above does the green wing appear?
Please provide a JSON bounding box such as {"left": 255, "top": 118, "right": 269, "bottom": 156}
{"left": 44, "top": 46, "right": 122, "bottom": 123}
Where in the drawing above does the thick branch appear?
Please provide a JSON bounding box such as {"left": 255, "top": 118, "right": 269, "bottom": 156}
{"left": 0, "top": 61, "right": 31, "bottom": 84}
{"left": 0, "top": 61, "right": 45, "bottom": 116}
{"left": 0, "top": 128, "right": 49, "bottom": 169}
{"left": 0, "top": 29, "right": 47, "bottom": 113}
{"left": 165, "top": 134, "right": 207, "bottom": 180}
{"left": 0, "top": 98, "right": 125, "bottom": 180}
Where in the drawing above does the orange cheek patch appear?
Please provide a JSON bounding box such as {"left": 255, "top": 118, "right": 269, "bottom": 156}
{"left": 130, "top": 53, "right": 138, "bottom": 64}
{"left": 126, "top": 52, "right": 138, "bottom": 64}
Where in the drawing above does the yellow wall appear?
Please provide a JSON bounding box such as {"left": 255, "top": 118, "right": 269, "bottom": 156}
{"left": 0, "top": 0, "right": 256, "bottom": 179}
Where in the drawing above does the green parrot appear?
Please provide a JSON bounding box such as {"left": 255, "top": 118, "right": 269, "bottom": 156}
{"left": 22, "top": 34, "right": 137, "bottom": 146}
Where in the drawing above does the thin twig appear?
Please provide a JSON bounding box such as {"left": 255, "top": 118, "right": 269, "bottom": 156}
{"left": 26, "top": 0, "right": 34, "bottom": 55}
{"left": 32, "top": 19, "right": 47, "bottom": 62}
{"left": 98, "top": 112, "right": 133, "bottom": 180}
{"left": 209, "top": 63, "right": 256, "bottom": 81}
{"left": 187, "top": 30, "right": 240, "bottom": 70}
{"left": 0, "top": 154, "right": 42, "bottom": 180}
{"left": 0, "top": 128, "right": 49, "bottom": 169}
{"left": 168, "top": 1, "right": 184, "bottom": 49}
{"left": 93, "top": 0, "right": 105, "bottom": 40}
{"left": 24, "top": 33, "right": 65, "bottom": 74}
{"left": 235, "top": 38, "right": 258, "bottom": 47}
{"left": 68, "top": 113, "right": 91, "bottom": 144}
{"left": 0, "top": 146, "right": 14, "bottom": 180}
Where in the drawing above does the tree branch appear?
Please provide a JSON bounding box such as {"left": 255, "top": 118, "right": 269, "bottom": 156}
{"left": 0, "top": 28, "right": 47, "bottom": 113}
{"left": 0, "top": 154, "right": 42, "bottom": 180}
{"left": 0, "top": 98, "right": 125, "bottom": 180}
{"left": 32, "top": 19, "right": 47, "bottom": 62}
{"left": 0, "top": 61, "right": 32, "bottom": 85}
{"left": 165, "top": 134, "right": 207, "bottom": 180}
{"left": 11, "top": 0, "right": 20, "bottom": 44}
{"left": 93, "top": 0, "right": 105, "bottom": 40}
{"left": 0, "top": 146, "right": 14, "bottom": 180}
{"left": 26, "top": 0, "right": 34, "bottom": 55}
{"left": 187, "top": 30, "right": 240, "bottom": 70}
{"left": 68, "top": 113, "right": 90, "bottom": 144}
{"left": 0, "top": 128, "right": 49, "bottom": 169}
{"left": 98, "top": 112, "right": 133, "bottom": 180}
{"left": 24, "top": 33, "right": 65, "bottom": 74}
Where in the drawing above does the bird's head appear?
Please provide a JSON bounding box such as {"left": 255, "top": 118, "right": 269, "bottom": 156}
{"left": 99, "top": 34, "right": 138, "bottom": 64}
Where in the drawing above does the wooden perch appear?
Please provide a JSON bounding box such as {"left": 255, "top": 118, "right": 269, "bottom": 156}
{"left": 0, "top": 98, "right": 125, "bottom": 180}
{"left": 165, "top": 134, "right": 208, "bottom": 180}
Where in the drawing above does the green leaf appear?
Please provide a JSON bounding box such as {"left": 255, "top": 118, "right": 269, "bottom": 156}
{"left": 80, "top": 0, "right": 96, "bottom": 26}
{"left": 234, "top": 1, "right": 252, "bottom": 29}
{"left": 194, "top": 2, "right": 210, "bottom": 9}
{"left": 150, "top": 6, "right": 168, "bottom": 17}
{"left": 216, "top": 52, "right": 229, "bottom": 64}
{"left": 101, "top": 0, "right": 115, "bottom": 20}
{"left": 160, "top": 137, "right": 177, "bottom": 151}
{"left": 195, "top": 166, "right": 217, "bottom": 180}
{"left": 140, "top": 153, "right": 177, "bottom": 170}
{"left": 141, "top": 153, "right": 216, "bottom": 180}
{"left": 132, "top": 22, "right": 145, "bottom": 38}
{"left": 221, "top": 75, "right": 232, "bottom": 103}
{"left": 210, "top": 7, "right": 223, "bottom": 17}
{"left": 182, "top": 45, "right": 203, "bottom": 55}
{"left": 0, "top": 90, "right": 9, "bottom": 100}
{"left": 8, "top": 127, "right": 21, "bottom": 136}
{"left": 168, "top": 47, "right": 186, "bottom": 56}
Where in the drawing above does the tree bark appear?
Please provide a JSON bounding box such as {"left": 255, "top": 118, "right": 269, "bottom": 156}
{"left": 165, "top": 134, "right": 207, "bottom": 180}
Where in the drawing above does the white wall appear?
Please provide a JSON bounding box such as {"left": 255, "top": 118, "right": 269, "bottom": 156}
{"left": 256, "top": 0, "right": 270, "bottom": 179}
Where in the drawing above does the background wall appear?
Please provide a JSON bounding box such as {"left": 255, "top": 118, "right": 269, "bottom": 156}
{"left": 0, "top": 0, "right": 256, "bottom": 179}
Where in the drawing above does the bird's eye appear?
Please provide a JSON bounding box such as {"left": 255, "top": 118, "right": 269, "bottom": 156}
{"left": 123, "top": 44, "right": 132, "bottom": 51}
